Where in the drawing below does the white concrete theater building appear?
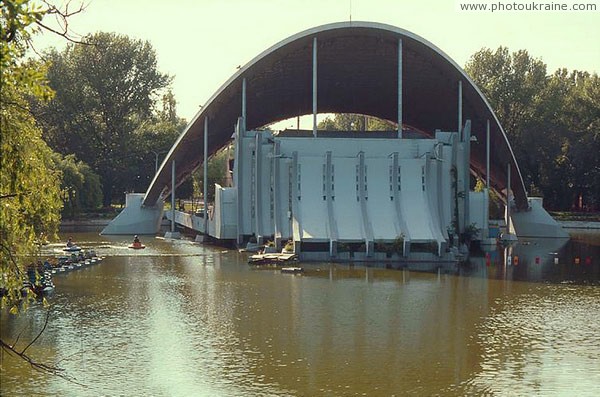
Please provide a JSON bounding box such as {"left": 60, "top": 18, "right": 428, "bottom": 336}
{"left": 102, "top": 22, "right": 567, "bottom": 260}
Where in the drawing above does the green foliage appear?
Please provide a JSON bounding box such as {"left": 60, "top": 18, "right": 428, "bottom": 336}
{"left": 488, "top": 189, "right": 504, "bottom": 219}
{"left": 193, "top": 146, "right": 231, "bottom": 202}
{"left": 318, "top": 113, "right": 397, "bottom": 131}
{"left": 461, "top": 223, "right": 481, "bottom": 243}
{"left": 466, "top": 47, "right": 600, "bottom": 210}
{"left": 34, "top": 32, "right": 173, "bottom": 206}
{"left": 283, "top": 240, "right": 294, "bottom": 252}
{"left": 473, "top": 178, "right": 485, "bottom": 193}
{"left": 392, "top": 235, "right": 405, "bottom": 254}
{"left": 1, "top": 0, "right": 62, "bottom": 309}
{"left": 51, "top": 153, "right": 102, "bottom": 217}
{"left": 125, "top": 114, "right": 188, "bottom": 196}
{"left": 337, "top": 242, "right": 349, "bottom": 252}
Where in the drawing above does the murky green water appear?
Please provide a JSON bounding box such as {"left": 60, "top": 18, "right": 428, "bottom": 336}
{"left": 1, "top": 232, "right": 599, "bottom": 396}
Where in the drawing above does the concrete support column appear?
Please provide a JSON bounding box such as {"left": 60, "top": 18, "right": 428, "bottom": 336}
{"left": 241, "top": 78, "right": 247, "bottom": 132}
{"left": 325, "top": 151, "right": 338, "bottom": 257}
{"left": 203, "top": 117, "right": 209, "bottom": 236}
{"left": 234, "top": 118, "right": 244, "bottom": 245}
{"left": 254, "top": 132, "right": 263, "bottom": 242}
{"left": 171, "top": 160, "right": 176, "bottom": 232}
{"left": 464, "top": 120, "right": 471, "bottom": 232}
{"left": 486, "top": 119, "right": 490, "bottom": 188}
{"left": 507, "top": 163, "right": 511, "bottom": 232}
{"left": 312, "top": 37, "right": 318, "bottom": 138}
{"left": 291, "top": 151, "right": 302, "bottom": 253}
{"left": 273, "top": 141, "right": 282, "bottom": 249}
{"left": 165, "top": 160, "right": 180, "bottom": 239}
{"left": 502, "top": 162, "right": 517, "bottom": 242}
{"left": 357, "top": 152, "right": 374, "bottom": 257}
{"left": 458, "top": 80, "right": 463, "bottom": 141}
{"left": 398, "top": 39, "right": 403, "bottom": 138}
{"left": 484, "top": 119, "right": 491, "bottom": 239}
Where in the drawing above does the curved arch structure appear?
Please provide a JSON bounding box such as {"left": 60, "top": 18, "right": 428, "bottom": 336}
{"left": 144, "top": 21, "right": 527, "bottom": 209}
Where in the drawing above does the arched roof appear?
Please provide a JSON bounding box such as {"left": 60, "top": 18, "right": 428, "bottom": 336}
{"left": 144, "top": 21, "right": 527, "bottom": 209}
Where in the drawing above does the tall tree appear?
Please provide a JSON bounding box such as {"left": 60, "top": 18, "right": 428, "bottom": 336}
{"left": 465, "top": 47, "right": 599, "bottom": 210}
{"left": 318, "top": 113, "right": 396, "bottom": 131}
{"left": 51, "top": 153, "right": 102, "bottom": 217}
{"left": 36, "top": 32, "right": 171, "bottom": 206}
{"left": 1, "top": 0, "right": 63, "bottom": 309}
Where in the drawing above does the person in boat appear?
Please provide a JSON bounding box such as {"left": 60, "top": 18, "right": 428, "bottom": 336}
{"left": 133, "top": 235, "right": 140, "bottom": 244}
{"left": 66, "top": 237, "right": 74, "bottom": 247}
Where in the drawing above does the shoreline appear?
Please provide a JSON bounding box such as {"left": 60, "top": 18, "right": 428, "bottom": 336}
{"left": 60, "top": 218, "right": 600, "bottom": 231}
{"left": 559, "top": 221, "right": 600, "bottom": 230}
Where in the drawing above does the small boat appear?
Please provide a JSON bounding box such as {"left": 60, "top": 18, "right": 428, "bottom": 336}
{"left": 129, "top": 242, "right": 146, "bottom": 249}
{"left": 22, "top": 271, "right": 55, "bottom": 297}
{"left": 63, "top": 245, "right": 82, "bottom": 252}
{"left": 239, "top": 241, "right": 263, "bottom": 253}
{"left": 281, "top": 267, "right": 304, "bottom": 274}
{"left": 248, "top": 252, "right": 297, "bottom": 265}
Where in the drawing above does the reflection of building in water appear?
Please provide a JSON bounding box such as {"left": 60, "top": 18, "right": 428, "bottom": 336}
{"left": 465, "top": 237, "right": 600, "bottom": 282}
{"left": 102, "top": 22, "right": 568, "bottom": 259}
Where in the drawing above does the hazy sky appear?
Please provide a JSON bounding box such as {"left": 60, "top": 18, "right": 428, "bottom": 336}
{"left": 34, "top": 0, "right": 599, "bottom": 121}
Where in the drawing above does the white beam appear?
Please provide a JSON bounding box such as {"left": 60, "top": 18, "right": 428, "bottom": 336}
{"left": 241, "top": 78, "right": 247, "bottom": 132}
{"left": 458, "top": 80, "right": 463, "bottom": 140}
{"left": 486, "top": 119, "right": 490, "bottom": 188}
{"left": 171, "top": 160, "right": 176, "bottom": 232}
{"left": 312, "top": 37, "right": 318, "bottom": 138}
{"left": 203, "top": 117, "right": 209, "bottom": 234}
{"left": 398, "top": 39, "right": 403, "bottom": 138}
{"left": 507, "top": 163, "right": 511, "bottom": 233}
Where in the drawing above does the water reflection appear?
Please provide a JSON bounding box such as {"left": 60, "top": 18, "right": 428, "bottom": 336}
{"left": 464, "top": 235, "right": 599, "bottom": 285}
{"left": 1, "top": 232, "right": 599, "bottom": 396}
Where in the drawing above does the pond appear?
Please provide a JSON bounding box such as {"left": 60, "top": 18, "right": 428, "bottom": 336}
{"left": 1, "top": 231, "right": 599, "bottom": 396}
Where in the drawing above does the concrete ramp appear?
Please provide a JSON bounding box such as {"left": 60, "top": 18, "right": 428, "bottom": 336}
{"left": 101, "top": 193, "right": 163, "bottom": 235}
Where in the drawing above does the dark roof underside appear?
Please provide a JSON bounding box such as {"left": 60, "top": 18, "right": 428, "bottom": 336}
{"left": 144, "top": 22, "right": 527, "bottom": 208}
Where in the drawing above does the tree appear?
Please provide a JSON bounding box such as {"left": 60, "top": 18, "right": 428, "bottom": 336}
{"left": 1, "top": 0, "right": 64, "bottom": 308}
{"left": 35, "top": 32, "right": 172, "bottom": 206}
{"left": 126, "top": 110, "right": 188, "bottom": 196}
{"left": 465, "top": 47, "right": 599, "bottom": 210}
{"left": 1, "top": 1, "right": 106, "bottom": 381}
{"left": 318, "top": 113, "right": 397, "bottom": 131}
{"left": 51, "top": 153, "right": 102, "bottom": 217}
{"left": 193, "top": 147, "right": 231, "bottom": 203}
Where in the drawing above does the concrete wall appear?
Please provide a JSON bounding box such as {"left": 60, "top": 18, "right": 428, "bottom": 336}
{"left": 203, "top": 129, "right": 500, "bottom": 255}
{"left": 101, "top": 193, "right": 164, "bottom": 235}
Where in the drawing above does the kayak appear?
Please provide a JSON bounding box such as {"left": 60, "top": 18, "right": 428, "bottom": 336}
{"left": 63, "top": 245, "right": 81, "bottom": 252}
{"left": 129, "top": 242, "right": 146, "bottom": 249}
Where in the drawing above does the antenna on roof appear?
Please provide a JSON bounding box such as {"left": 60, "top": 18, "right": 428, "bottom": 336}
{"left": 349, "top": 0, "right": 352, "bottom": 22}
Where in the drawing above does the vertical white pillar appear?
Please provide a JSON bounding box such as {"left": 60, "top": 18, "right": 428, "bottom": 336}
{"left": 203, "top": 117, "right": 209, "bottom": 235}
{"left": 171, "top": 160, "right": 176, "bottom": 232}
{"left": 506, "top": 163, "right": 511, "bottom": 234}
{"left": 464, "top": 120, "right": 471, "bottom": 233}
{"left": 241, "top": 78, "right": 247, "bottom": 132}
{"left": 458, "top": 80, "right": 463, "bottom": 140}
{"left": 398, "top": 39, "right": 403, "bottom": 138}
{"left": 312, "top": 37, "right": 318, "bottom": 138}
{"left": 486, "top": 119, "right": 490, "bottom": 188}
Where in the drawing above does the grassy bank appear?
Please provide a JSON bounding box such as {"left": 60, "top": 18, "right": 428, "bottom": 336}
{"left": 549, "top": 212, "right": 600, "bottom": 222}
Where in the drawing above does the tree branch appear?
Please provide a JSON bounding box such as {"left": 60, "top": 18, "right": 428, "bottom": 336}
{"left": 20, "top": 310, "right": 51, "bottom": 355}
{"left": 34, "top": 1, "right": 90, "bottom": 45}
{"left": 0, "top": 309, "right": 88, "bottom": 387}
